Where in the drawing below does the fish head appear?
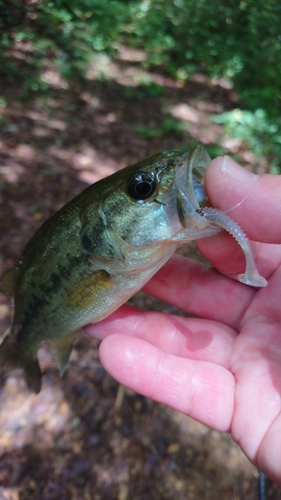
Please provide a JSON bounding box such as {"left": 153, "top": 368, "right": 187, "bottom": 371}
{"left": 88, "top": 144, "right": 221, "bottom": 255}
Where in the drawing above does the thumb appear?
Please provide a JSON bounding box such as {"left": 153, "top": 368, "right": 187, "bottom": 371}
{"left": 205, "top": 156, "right": 281, "bottom": 244}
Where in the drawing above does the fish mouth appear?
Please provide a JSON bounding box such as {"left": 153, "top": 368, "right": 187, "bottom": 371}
{"left": 164, "top": 145, "right": 223, "bottom": 239}
{"left": 173, "top": 145, "right": 223, "bottom": 238}
{"left": 175, "top": 145, "right": 210, "bottom": 216}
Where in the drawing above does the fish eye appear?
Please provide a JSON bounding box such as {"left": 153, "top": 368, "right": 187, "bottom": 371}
{"left": 128, "top": 172, "right": 156, "bottom": 200}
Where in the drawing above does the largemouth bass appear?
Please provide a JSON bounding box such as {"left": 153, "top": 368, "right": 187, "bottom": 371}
{"left": 0, "top": 145, "right": 266, "bottom": 393}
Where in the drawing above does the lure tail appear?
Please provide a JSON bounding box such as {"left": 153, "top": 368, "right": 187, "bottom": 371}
{"left": 0, "top": 336, "right": 41, "bottom": 393}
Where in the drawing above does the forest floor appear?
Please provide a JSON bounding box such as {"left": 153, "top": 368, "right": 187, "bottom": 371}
{"left": 0, "top": 46, "right": 279, "bottom": 499}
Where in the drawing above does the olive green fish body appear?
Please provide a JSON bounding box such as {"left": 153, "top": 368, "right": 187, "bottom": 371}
{"left": 0, "top": 146, "right": 220, "bottom": 392}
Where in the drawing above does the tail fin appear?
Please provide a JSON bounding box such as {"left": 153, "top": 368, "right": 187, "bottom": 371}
{"left": 0, "top": 337, "right": 41, "bottom": 394}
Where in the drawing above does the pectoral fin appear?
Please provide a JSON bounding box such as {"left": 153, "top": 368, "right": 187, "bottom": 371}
{"left": 66, "top": 270, "right": 115, "bottom": 310}
{"left": 0, "top": 268, "right": 16, "bottom": 298}
{"left": 50, "top": 335, "right": 75, "bottom": 376}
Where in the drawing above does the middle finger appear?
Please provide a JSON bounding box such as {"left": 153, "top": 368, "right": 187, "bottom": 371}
{"left": 143, "top": 253, "right": 255, "bottom": 329}
{"left": 85, "top": 304, "right": 236, "bottom": 368}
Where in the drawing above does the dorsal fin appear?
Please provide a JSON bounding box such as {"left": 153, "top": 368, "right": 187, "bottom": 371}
{"left": 0, "top": 268, "right": 16, "bottom": 298}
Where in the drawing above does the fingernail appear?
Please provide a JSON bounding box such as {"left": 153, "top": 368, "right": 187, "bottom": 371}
{"left": 221, "top": 156, "right": 259, "bottom": 182}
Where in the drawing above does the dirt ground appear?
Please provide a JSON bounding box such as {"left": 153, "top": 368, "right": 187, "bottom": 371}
{"left": 0, "top": 47, "right": 280, "bottom": 499}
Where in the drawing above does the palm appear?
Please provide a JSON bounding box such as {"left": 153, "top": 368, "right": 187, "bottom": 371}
{"left": 85, "top": 157, "right": 281, "bottom": 484}
{"left": 229, "top": 260, "right": 281, "bottom": 483}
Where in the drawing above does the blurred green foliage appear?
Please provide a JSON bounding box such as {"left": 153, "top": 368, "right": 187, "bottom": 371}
{"left": 1, "top": 0, "right": 280, "bottom": 164}
{"left": 2, "top": 0, "right": 281, "bottom": 109}
{"left": 213, "top": 109, "right": 281, "bottom": 171}
{"left": 0, "top": 0, "right": 130, "bottom": 88}
{"left": 127, "top": 0, "right": 281, "bottom": 115}
{"left": 123, "top": 83, "right": 164, "bottom": 100}
{"left": 135, "top": 116, "right": 185, "bottom": 139}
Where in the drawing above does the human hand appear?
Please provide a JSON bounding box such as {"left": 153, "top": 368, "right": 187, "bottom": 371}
{"left": 84, "top": 156, "right": 281, "bottom": 485}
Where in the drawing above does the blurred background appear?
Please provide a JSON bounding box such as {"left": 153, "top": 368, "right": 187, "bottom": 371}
{"left": 0, "top": 0, "right": 281, "bottom": 498}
